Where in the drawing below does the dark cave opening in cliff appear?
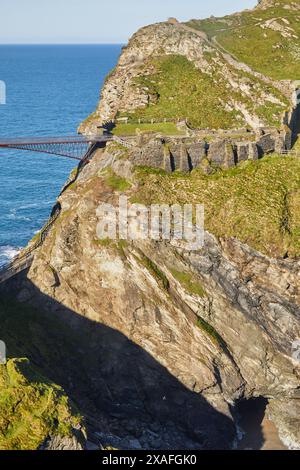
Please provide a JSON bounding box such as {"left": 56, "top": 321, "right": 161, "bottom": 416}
{"left": 234, "top": 397, "right": 268, "bottom": 450}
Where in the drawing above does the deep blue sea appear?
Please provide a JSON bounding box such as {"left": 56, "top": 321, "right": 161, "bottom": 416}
{"left": 0, "top": 45, "right": 122, "bottom": 266}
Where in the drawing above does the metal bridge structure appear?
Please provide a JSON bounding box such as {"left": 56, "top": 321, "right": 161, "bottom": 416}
{"left": 0, "top": 133, "right": 116, "bottom": 284}
{"left": 0, "top": 134, "right": 113, "bottom": 161}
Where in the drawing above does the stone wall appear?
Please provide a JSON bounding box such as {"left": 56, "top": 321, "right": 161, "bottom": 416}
{"left": 127, "top": 129, "right": 290, "bottom": 173}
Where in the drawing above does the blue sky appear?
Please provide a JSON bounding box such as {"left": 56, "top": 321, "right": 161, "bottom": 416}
{"left": 0, "top": 0, "right": 257, "bottom": 44}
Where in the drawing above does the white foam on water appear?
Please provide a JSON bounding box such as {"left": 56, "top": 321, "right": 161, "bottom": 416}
{"left": 0, "top": 245, "right": 21, "bottom": 267}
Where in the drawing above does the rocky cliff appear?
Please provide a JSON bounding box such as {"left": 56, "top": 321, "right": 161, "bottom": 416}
{"left": 1, "top": 141, "right": 298, "bottom": 449}
{"left": 1, "top": 0, "right": 300, "bottom": 451}
{"left": 79, "top": 1, "right": 300, "bottom": 135}
{"left": 257, "top": 0, "right": 299, "bottom": 10}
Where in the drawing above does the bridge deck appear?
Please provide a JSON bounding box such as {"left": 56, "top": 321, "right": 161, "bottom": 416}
{"left": 0, "top": 134, "right": 114, "bottom": 160}
{"left": 0, "top": 135, "right": 112, "bottom": 146}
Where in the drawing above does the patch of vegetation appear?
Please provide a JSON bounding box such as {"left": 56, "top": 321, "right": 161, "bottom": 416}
{"left": 134, "top": 155, "right": 300, "bottom": 258}
{"left": 80, "top": 111, "right": 100, "bottom": 130}
{"left": 29, "top": 231, "right": 41, "bottom": 244}
{"left": 0, "top": 297, "right": 86, "bottom": 450}
{"left": 65, "top": 181, "right": 77, "bottom": 191}
{"left": 196, "top": 317, "right": 227, "bottom": 349}
{"left": 93, "top": 238, "right": 114, "bottom": 247}
{"left": 136, "top": 251, "right": 170, "bottom": 290}
{"left": 125, "top": 54, "right": 287, "bottom": 129}
{"left": 105, "top": 170, "right": 131, "bottom": 192}
{"left": 117, "top": 240, "right": 128, "bottom": 260}
{"left": 69, "top": 167, "right": 78, "bottom": 179}
{"left": 128, "top": 55, "right": 242, "bottom": 129}
{"left": 0, "top": 358, "right": 81, "bottom": 450}
{"left": 170, "top": 269, "right": 206, "bottom": 297}
{"left": 134, "top": 166, "right": 167, "bottom": 177}
{"left": 106, "top": 141, "right": 130, "bottom": 156}
{"left": 293, "top": 133, "right": 300, "bottom": 151}
{"left": 187, "top": 1, "right": 300, "bottom": 80}
{"left": 112, "top": 122, "right": 185, "bottom": 136}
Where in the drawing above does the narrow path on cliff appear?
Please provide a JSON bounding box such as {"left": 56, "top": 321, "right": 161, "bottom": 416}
{"left": 175, "top": 21, "right": 289, "bottom": 99}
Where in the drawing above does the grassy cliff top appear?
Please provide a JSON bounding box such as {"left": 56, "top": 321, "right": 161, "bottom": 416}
{"left": 118, "top": 54, "right": 288, "bottom": 130}
{"left": 133, "top": 155, "right": 300, "bottom": 259}
{"left": 81, "top": 2, "right": 294, "bottom": 135}
{"left": 187, "top": 1, "right": 300, "bottom": 80}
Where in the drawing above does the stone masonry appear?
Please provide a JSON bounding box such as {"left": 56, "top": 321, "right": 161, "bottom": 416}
{"left": 127, "top": 128, "right": 290, "bottom": 173}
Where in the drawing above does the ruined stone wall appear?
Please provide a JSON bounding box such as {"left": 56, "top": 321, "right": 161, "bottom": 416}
{"left": 127, "top": 129, "right": 289, "bottom": 173}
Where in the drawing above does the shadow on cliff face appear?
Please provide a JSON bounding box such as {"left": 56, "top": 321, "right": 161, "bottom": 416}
{"left": 291, "top": 98, "right": 300, "bottom": 147}
{"left": 0, "top": 275, "right": 237, "bottom": 450}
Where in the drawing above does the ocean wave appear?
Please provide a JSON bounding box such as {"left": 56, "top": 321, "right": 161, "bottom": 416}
{"left": 7, "top": 209, "right": 31, "bottom": 222}
{"left": 17, "top": 200, "right": 54, "bottom": 210}
{"left": 0, "top": 245, "right": 21, "bottom": 267}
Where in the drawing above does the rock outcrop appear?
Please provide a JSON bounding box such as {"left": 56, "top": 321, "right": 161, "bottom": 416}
{"left": 79, "top": 20, "right": 292, "bottom": 135}
{"left": 267, "top": 399, "right": 300, "bottom": 449}
{"left": 256, "top": 0, "right": 300, "bottom": 10}
{"left": 4, "top": 146, "right": 299, "bottom": 449}
{"left": 2, "top": 0, "right": 300, "bottom": 451}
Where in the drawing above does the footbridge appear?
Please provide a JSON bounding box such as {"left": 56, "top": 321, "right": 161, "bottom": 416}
{"left": 0, "top": 134, "right": 113, "bottom": 160}
{"left": 0, "top": 133, "right": 118, "bottom": 285}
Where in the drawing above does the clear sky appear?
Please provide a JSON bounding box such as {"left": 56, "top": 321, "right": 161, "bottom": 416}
{"left": 0, "top": 0, "right": 257, "bottom": 44}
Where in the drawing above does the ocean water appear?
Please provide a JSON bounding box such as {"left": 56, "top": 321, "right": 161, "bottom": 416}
{"left": 0, "top": 45, "right": 122, "bottom": 267}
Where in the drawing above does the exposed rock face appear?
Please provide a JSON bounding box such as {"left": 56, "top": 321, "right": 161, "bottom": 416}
{"left": 40, "top": 434, "right": 85, "bottom": 451}
{"left": 256, "top": 0, "right": 300, "bottom": 10}
{"left": 267, "top": 399, "right": 300, "bottom": 449}
{"left": 9, "top": 148, "right": 299, "bottom": 449}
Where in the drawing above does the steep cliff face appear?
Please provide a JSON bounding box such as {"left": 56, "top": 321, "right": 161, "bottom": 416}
{"left": 9, "top": 146, "right": 299, "bottom": 449}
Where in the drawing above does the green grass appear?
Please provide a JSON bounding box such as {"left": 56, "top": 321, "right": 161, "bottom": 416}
{"left": 29, "top": 232, "right": 41, "bottom": 244}
{"left": 0, "top": 297, "right": 84, "bottom": 450}
{"left": 0, "top": 359, "right": 81, "bottom": 450}
{"left": 105, "top": 170, "right": 131, "bottom": 192}
{"left": 293, "top": 134, "right": 300, "bottom": 151}
{"left": 106, "top": 141, "right": 130, "bottom": 156}
{"left": 70, "top": 167, "right": 78, "bottom": 179}
{"left": 170, "top": 269, "right": 206, "bottom": 297}
{"left": 93, "top": 238, "right": 114, "bottom": 247}
{"left": 196, "top": 317, "right": 227, "bottom": 349}
{"left": 117, "top": 240, "right": 128, "bottom": 260}
{"left": 133, "top": 155, "right": 300, "bottom": 258}
{"left": 125, "top": 55, "right": 287, "bottom": 129}
{"left": 187, "top": 1, "right": 300, "bottom": 80}
{"left": 136, "top": 251, "right": 170, "bottom": 290}
{"left": 112, "top": 122, "right": 185, "bottom": 136}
